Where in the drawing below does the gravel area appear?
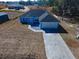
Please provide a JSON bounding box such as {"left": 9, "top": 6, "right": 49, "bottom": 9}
{"left": 0, "top": 19, "right": 46, "bottom": 59}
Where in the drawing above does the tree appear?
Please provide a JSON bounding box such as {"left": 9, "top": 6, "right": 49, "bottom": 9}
{"left": 51, "top": 0, "right": 64, "bottom": 14}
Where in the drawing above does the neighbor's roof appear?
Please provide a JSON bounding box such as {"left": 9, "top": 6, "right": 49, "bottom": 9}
{"left": 22, "top": 9, "right": 46, "bottom": 17}
{"left": 0, "top": 12, "right": 7, "bottom": 16}
{"left": 41, "top": 14, "right": 59, "bottom": 22}
{"left": 8, "top": 4, "right": 24, "bottom": 7}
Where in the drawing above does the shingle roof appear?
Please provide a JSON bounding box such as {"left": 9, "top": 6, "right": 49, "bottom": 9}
{"left": 40, "top": 14, "right": 59, "bottom": 22}
{"left": 22, "top": 9, "right": 46, "bottom": 17}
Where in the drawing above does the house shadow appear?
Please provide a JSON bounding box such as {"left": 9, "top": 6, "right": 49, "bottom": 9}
{"left": 42, "top": 25, "right": 68, "bottom": 33}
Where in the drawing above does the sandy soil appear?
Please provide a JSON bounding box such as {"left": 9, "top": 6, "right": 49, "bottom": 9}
{"left": 65, "top": 39, "right": 79, "bottom": 59}
{"left": 0, "top": 19, "right": 46, "bottom": 59}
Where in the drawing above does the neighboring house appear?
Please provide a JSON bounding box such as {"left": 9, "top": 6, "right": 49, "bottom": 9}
{"left": 8, "top": 4, "right": 24, "bottom": 10}
{"left": 0, "top": 12, "right": 9, "bottom": 24}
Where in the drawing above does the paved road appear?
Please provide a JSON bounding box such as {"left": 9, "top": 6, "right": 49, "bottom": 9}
{"left": 28, "top": 25, "right": 76, "bottom": 59}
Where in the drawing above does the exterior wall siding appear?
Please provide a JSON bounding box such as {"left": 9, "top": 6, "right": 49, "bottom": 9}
{"left": 40, "top": 22, "right": 59, "bottom": 29}
{"left": 20, "top": 17, "right": 39, "bottom": 26}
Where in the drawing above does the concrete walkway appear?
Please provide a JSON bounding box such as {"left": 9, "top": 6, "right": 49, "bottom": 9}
{"left": 43, "top": 33, "right": 75, "bottom": 59}
{"left": 28, "top": 25, "right": 75, "bottom": 59}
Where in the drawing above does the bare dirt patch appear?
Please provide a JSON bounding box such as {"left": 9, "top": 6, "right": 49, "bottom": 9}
{"left": 65, "top": 39, "right": 79, "bottom": 59}
{"left": 0, "top": 19, "right": 46, "bottom": 59}
{"left": 65, "top": 39, "right": 79, "bottom": 48}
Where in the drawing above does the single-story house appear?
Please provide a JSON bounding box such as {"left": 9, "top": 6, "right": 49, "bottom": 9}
{"left": 0, "top": 12, "right": 9, "bottom": 24}
{"left": 20, "top": 9, "right": 47, "bottom": 26}
{"left": 40, "top": 14, "right": 59, "bottom": 29}
{"left": 8, "top": 4, "right": 25, "bottom": 10}
{"left": 20, "top": 9, "right": 60, "bottom": 30}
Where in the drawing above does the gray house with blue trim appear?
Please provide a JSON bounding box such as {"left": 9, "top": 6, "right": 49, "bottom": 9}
{"left": 8, "top": 4, "right": 24, "bottom": 10}
{"left": 20, "top": 9, "right": 59, "bottom": 29}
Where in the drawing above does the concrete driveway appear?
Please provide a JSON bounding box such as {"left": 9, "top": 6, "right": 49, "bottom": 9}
{"left": 43, "top": 33, "right": 75, "bottom": 59}
{"left": 28, "top": 25, "right": 75, "bottom": 59}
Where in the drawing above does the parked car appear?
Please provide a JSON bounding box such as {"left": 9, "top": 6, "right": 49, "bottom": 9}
{"left": 76, "top": 34, "right": 79, "bottom": 39}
